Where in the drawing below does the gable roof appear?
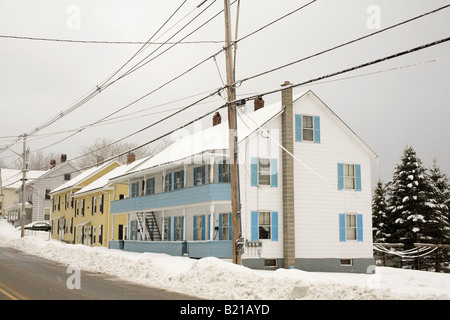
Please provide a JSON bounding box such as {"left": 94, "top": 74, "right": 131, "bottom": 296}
{"left": 0, "top": 168, "right": 47, "bottom": 189}
{"left": 296, "top": 90, "right": 378, "bottom": 160}
{"left": 109, "top": 89, "right": 377, "bottom": 181}
{"left": 50, "top": 160, "right": 121, "bottom": 194}
{"left": 24, "top": 160, "right": 80, "bottom": 188}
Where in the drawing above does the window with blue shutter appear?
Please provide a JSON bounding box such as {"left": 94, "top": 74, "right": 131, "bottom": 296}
{"left": 314, "top": 116, "right": 321, "bottom": 144}
{"left": 193, "top": 216, "right": 197, "bottom": 241}
{"left": 338, "top": 163, "right": 362, "bottom": 191}
{"left": 356, "top": 214, "right": 363, "bottom": 242}
{"left": 295, "top": 114, "right": 302, "bottom": 142}
{"left": 251, "top": 211, "right": 258, "bottom": 241}
{"left": 251, "top": 158, "right": 258, "bottom": 186}
{"left": 272, "top": 211, "right": 278, "bottom": 241}
{"left": 270, "top": 158, "right": 278, "bottom": 187}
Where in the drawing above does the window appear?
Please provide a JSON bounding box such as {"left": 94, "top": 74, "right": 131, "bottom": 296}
{"left": 302, "top": 115, "right": 314, "bottom": 141}
{"left": 194, "top": 215, "right": 204, "bottom": 241}
{"left": 194, "top": 166, "right": 204, "bottom": 186}
{"left": 344, "top": 164, "right": 355, "bottom": 190}
{"left": 164, "top": 173, "right": 172, "bottom": 192}
{"left": 163, "top": 217, "right": 169, "bottom": 240}
{"left": 146, "top": 178, "right": 155, "bottom": 195}
{"left": 295, "top": 114, "right": 320, "bottom": 143}
{"left": 44, "top": 208, "right": 51, "bottom": 220}
{"left": 174, "top": 170, "right": 184, "bottom": 189}
{"left": 219, "top": 160, "right": 229, "bottom": 183}
{"left": 75, "top": 200, "right": 79, "bottom": 216}
{"left": 99, "top": 195, "right": 104, "bottom": 214}
{"left": 340, "top": 259, "right": 352, "bottom": 266}
{"left": 258, "top": 158, "right": 271, "bottom": 186}
{"left": 81, "top": 199, "right": 85, "bottom": 216}
{"left": 338, "top": 163, "right": 361, "bottom": 191}
{"left": 339, "top": 213, "right": 363, "bottom": 242}
{"left": 93, "top": 197, "right": 97, "bottom": 214}
{"left": 345, "top": 214, "right": 357, "bottom": 240}
{"left": 64, "top": 173, "right": 71, "bottom": 181}
{"left": 259, "top": 211, "right": 271, "bottom": 239}
{"left": 174, "top": 216, "right": 183, "bottom": 241}
{"left": 92, "top": 226, "right": 96, "bottom": 244}
{"left": 221, "top": 213, "right": 230, "bottom": 240}
{"left": 251, "top": 211, "right": 278, "bottom": 241}
{"left": 45, "top": 189, "right": 51, "bottom": 200}
{"left": 98, "top": 225, "right": 103, "bottom": 244}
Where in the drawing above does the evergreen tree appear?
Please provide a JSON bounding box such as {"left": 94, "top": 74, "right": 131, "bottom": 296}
{"left": 372, "top": 179, "right": 390, "bottom": 243}
{"left": 428, "top": 160, "right": 450, "bottom": 245}
{"left": 387, "top": 146, "right": 437, "bottom": 253}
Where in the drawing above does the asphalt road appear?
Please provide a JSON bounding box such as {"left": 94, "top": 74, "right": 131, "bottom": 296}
{"left": 0, "top": 247, "right": 198, "bottom": 300}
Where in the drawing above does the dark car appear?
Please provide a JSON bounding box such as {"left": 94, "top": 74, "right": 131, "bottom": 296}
{"left": 25, "top": 222, "right": 51, "bottom": 232}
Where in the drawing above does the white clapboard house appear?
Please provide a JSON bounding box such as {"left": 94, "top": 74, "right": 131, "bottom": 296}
{"left": 108, "top": 85, "right": 377, "bottom": 273}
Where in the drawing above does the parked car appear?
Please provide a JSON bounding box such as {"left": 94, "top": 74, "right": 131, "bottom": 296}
{"left": 25, "top": 221, "right": 51, "bottom": 232}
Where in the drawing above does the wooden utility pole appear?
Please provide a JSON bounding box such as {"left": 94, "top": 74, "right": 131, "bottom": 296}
{"left": 224, "top": 0, "right": 242, "bottom": 265}
{"left": 20, "top": 134, "right": 27, "bottom": 238}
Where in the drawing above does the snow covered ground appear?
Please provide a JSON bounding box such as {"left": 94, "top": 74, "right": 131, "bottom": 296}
{"left": 1, "top": 220, "right": 449, "bottom": 300}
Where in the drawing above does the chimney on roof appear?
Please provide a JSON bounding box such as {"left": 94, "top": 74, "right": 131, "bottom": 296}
{"left": 61, "top": 154, "right": 67, "bottom": 163}
{"left": 213, "top": 112, "right": 222, "bottom": 126}
{"left": 96, "top": 156, "right": 104, "bottom": 166}
{"left": 50, "top": 159, "right": 56, "bottom": 169}
{"left": 254, "top": 96, "right": 264, "bottom": 111}
{"left": 127, "top": 152, "right": 136, "bottom": 165}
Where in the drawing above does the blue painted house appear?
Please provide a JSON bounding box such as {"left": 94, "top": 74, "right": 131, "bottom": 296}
{"left": 108, "top": 86, "right": 378, "bottom": 273}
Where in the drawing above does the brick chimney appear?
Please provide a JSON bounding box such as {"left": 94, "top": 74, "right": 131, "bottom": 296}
{"left": 213, "top": 112, "right": 222, "bottom": 126}
{"left": 60, "top": 154, "right": 67, "bottom": 163}
{"left": 281, "top": 80, "right": 295, "bottom": 269}
{"left": 96, "top": 156, "right": 104, "bottom": 166}
{"left": 254, "top": 96, "right": 264, "bottom": 111}
{"left": 50, "top": 159, "right": 56, "bottom": 169}
{"left": 127, "top": 152, "right": 136, "bottom": 165}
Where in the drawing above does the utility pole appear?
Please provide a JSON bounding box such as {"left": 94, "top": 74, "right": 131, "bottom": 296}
{"left": 20, "top": 134, "right": 27, "bottom": 238}
{"left": 224, "top": 0, "right": 242, "bottom": 265}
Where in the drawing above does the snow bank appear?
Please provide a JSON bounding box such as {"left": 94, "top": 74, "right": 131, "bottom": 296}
{"left": 1, "top": 221, "right": 449, "bottom": 300}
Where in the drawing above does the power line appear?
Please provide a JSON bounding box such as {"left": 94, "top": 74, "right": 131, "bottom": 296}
{"left": 234, "top": 3, "right": 450, "bottom": 86}
{"left": 0, "top": 34, "right": 224, "bottom": 45}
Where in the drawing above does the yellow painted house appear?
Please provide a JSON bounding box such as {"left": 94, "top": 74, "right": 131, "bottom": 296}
{"left": 50, "top": 160, "right": 124, "bottom": 246}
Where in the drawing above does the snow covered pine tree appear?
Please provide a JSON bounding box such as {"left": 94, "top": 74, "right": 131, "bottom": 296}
{"left": 372, "top": 179, "right": 390, "bottom": 243}
{"left": 387, "top": 146, "right": 439, "bottom": 269}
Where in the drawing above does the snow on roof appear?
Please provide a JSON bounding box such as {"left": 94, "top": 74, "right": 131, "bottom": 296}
{"left": 113, "top": 98, "right": 285, "bottom": 179}
{"left": 50, "top": 160, "right": 118, "bottom": 194}
{"left": 0, "top": 168, "right": 47, "bottom": 189}
{"left": 73, "top": 162, "right": 133, "bottom": 195}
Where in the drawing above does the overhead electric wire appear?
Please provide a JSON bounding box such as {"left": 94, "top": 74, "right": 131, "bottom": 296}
{"left": 38, "top": 33, "right": 450, "bottom": 181}
{"left": 234, "top": 3, "right": 450, "bottom": 86}
{"left": 0, "top": 34, "right": 223, "bottom": 45}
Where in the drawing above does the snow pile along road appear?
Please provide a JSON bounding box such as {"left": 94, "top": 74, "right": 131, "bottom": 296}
{"left": 1, "top": 221, "right": 449, "bottom": 300}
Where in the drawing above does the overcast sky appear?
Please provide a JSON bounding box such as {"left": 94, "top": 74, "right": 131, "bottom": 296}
{"left": 0, "top": 0, "right": 449, "bottom": 185}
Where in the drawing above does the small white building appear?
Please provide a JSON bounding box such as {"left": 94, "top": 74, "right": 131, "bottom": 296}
{"left": 108, "top": 86, "right": 377, "bottom": 273}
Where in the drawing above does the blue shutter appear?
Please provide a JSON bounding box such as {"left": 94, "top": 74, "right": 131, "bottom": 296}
{"left": 272, "top": 211, "right": 278, "bottom": 241}
{"left": 355, "top": 164, "right": 362, "bottom": 191}
{"left": 173, "top": 216, "right": 177, "bottom": 241}
{"left": 181, "top": 216, "right": 184, "bottom": 240}
{"left": 152, "top": 177, "right": 155, "bottom": 194}
{"left": 131, "top": 183, "right": 135, "bottom": 197}
{"left": 136, "top": 182, "right": 139, "bottom": 197}
{"left": 357, "top": 214, "right": 363, "bottom": 242}
{"left": 168, "top": 217, "right": 171, "bottom": 241}
{"left": 339, "top": 214, "right": 346, "bottom": 242}
{"left": 314, "top": 116, "right": 321, "bottom": 144}
{"left": 208, "top": 214, "right": 212, "bottom": 240}
{"left": 251, "top": 211, "right": 258, "bottom": 241}
{"left": 146, "top": 179, "right": 150, "bottom": 195}
{"left": 193, "top": 167, "right": 197, "bottom": 186}
{"left": 228, "top": 212, "right": 232, "bottom": 241}
{"left": 168, "top": 173, "right": 172, "bottom": 191}
{"left": 201, "top": 215, "right": 206, "bottom": 240}
{"left": 181, "top": 170, "right": 184, "bottom": 189}
{"left": 270, "top": 158, "right": 278, "bottom": 187}
{"left": 251, "top": 157, "right": 258, "bottom": 186}
{"left": 193, "top": 216, "right": 197, "bottom": 241}
{"left": 218, "top": 160, "right": 223, "bottom": 182}
{"left": 218, "top": 213, "right": 223, "bottom": 240}
{"left": 295, "top": 114, "right": 302, "bottom": 142}
{"left": 201, "top": 165, "right": 206, "bottom": 184}
{"left": 337, "top": 163, "right": 344, "bottom": 190}
{"left": 135, "top": 220, "right": 138, "bottom": 240}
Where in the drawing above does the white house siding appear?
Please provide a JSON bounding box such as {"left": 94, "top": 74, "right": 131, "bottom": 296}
{"left": 292, "top": 93, "right": 374, "bottom": 267}
{"left": 240, "top": 115, "right": 284, "bottom": 264}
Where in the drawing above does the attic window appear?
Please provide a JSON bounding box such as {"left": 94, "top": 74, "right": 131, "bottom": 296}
{"left": 302, "top": 115, "right": 314, "bottom": 141}
{"left": 64, "top": 173, "right": 71, "bottom": 181}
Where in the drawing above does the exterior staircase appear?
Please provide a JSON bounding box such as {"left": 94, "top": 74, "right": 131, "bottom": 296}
{"left": 136, "top": 212, "right": 162, "bottom": 241}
